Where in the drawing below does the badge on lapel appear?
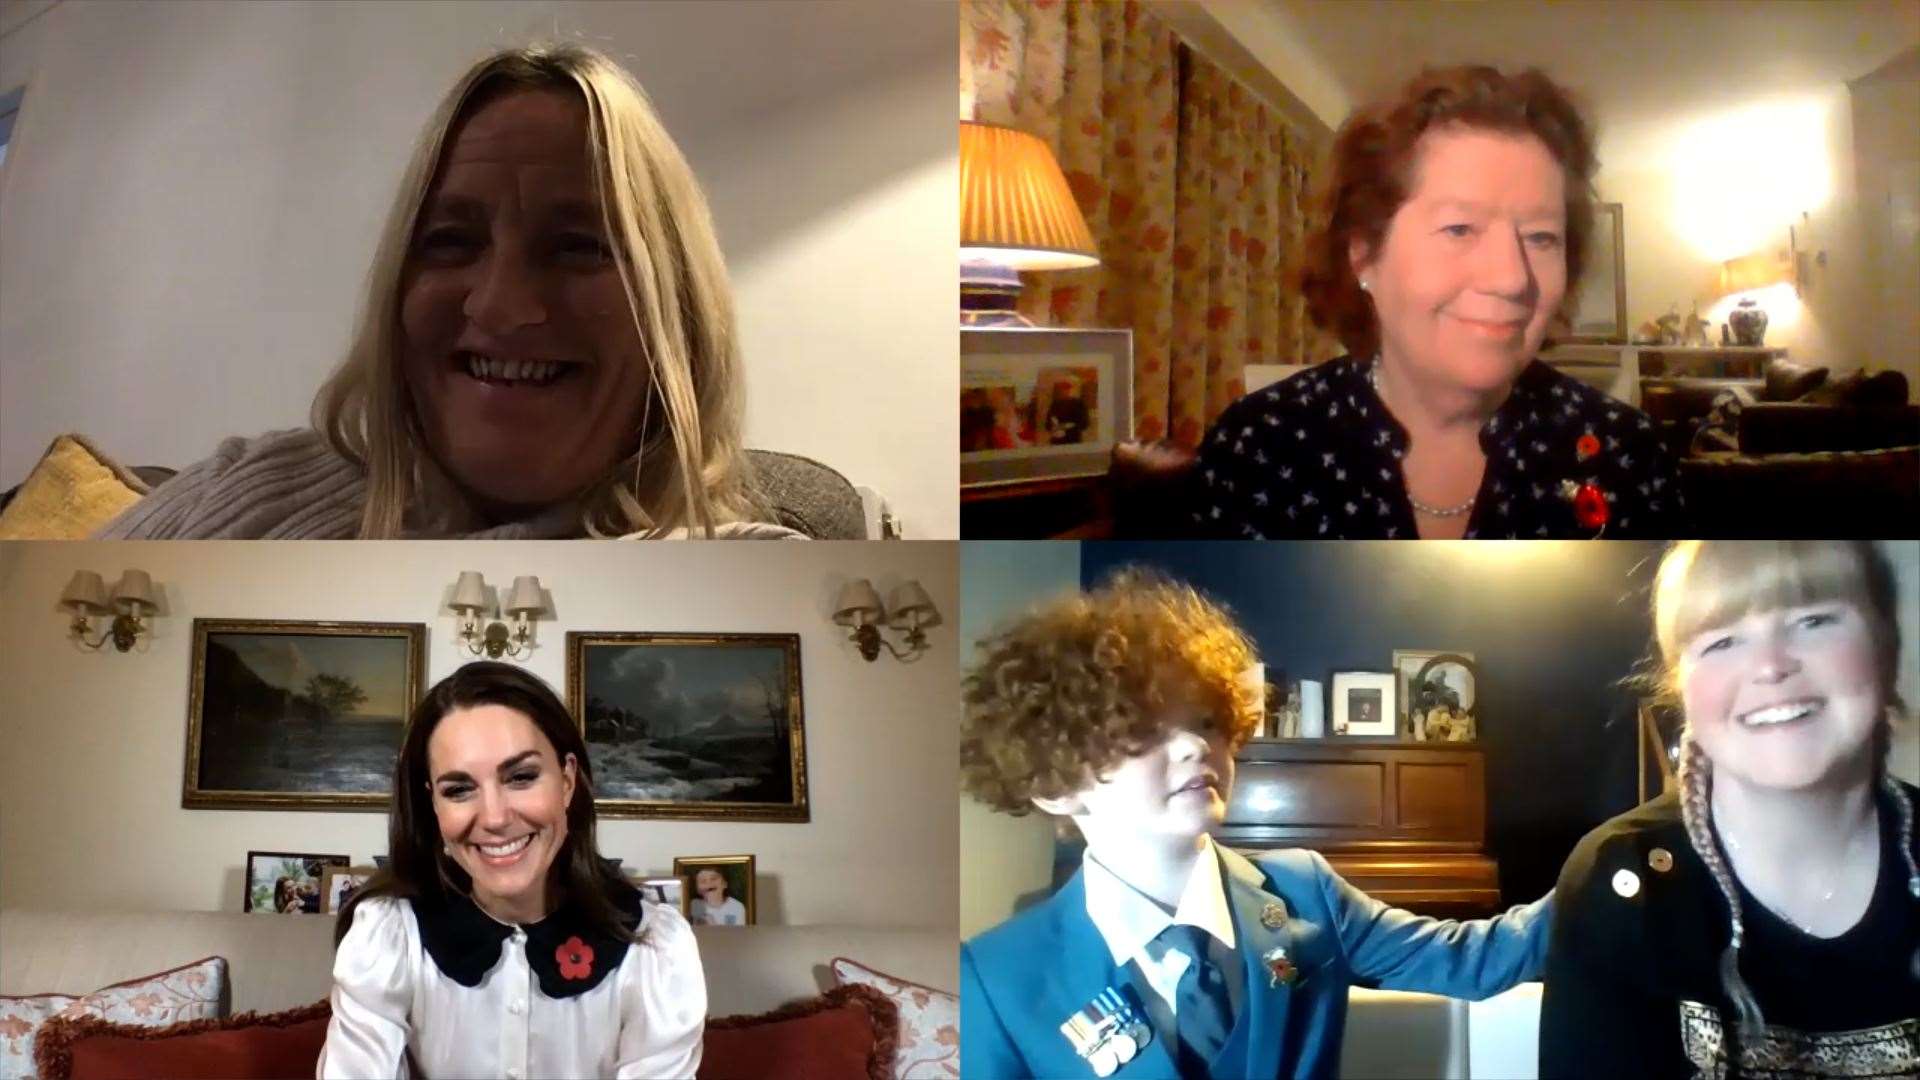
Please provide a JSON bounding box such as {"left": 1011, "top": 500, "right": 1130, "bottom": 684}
{"left": 1060, "top": 985, "right": 1152, "bottom": 1077}
{"left": 1261, "top": 945, "right": 1302, "bottom": 989}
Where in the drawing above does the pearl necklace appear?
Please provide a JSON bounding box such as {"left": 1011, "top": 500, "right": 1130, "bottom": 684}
{"left": 1369, "top": 361, "right": 1476, "bottom": 518}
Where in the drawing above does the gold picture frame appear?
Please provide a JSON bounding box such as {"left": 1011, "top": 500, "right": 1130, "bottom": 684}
{"left": 674, "top": 854, "right": 757, "bottom": 926}
{"left": 184, "top": 619, "right": 426, "bottom": 811}
{"left": 566, "top": 632, "right": 808, "bottom": 822}
{"left": 320, "top": 865, "right": 378, "bottom": 914}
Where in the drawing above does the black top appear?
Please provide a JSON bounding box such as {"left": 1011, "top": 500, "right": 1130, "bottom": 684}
{"left": 412, "top": 882, "right": 643, "bottom": 999}
{"left": 1539, "top": 785, "right": 1920, "bottom": 1079}
{"left": 1186, "top": 356, "right": 1686, "bottom": 538}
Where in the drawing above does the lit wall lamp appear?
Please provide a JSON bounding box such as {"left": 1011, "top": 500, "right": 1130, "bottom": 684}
{"left": 448, "top": 571, "right": 546, "bottom": 661}
{"left": 60, "top": 569, "right": 157, "bottom": 652}
{"left": 832, "top": 579, "right": 942, "bottom": 663}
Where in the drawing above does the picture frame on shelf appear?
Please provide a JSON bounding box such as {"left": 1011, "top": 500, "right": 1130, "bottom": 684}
{"left": 186, "top": 620, "right": 426, "bottom": 811}
{"left": 320, "top": 866, "right": 377, "bottom": 914}
{"left": 567, "top": 632, "right": 808, "bottom": 823}
{"left": 674, "top": 855, "right": 756, "bottom": 926}
{"left": 632, "top": 875, "right": 690, "bottom": 918}
{"left": 1329, "top": 672, "right": 1396, "bottom": 737}
{"left": 244, "top": 850, "right": 349, "bottom": 914}
{"left": 961, "top": 327, "right": 1133, "bottom": 488}
{"left": 1392, "top": 650, "right": 1479, "bottom": 741}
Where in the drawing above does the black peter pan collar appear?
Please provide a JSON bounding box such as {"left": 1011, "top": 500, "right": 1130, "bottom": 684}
{"left": 412, "top": 888, "right": 640, "bottom": 998}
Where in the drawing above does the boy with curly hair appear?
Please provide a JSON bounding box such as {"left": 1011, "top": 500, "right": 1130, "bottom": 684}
{"left": 959, "top": 569, "right": 1553, "bottom": 1079}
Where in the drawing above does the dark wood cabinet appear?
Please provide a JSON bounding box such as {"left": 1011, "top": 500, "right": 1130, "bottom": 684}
{"left": 1221, "top": 739, "right": 1502, "bottom": 917}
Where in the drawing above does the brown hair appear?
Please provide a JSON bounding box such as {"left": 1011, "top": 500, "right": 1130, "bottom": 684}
{"left": 1650, "top": 541, "right": 1917, "bottom": 1052}
{"left": 1297, "top": 65, "right": 1598, "bottom": 360}
{"left": 959, "top": 568, "right": 1260, "bottom": 815}
{"left": 334, "top": 661, "right": 639, "bottom": 946}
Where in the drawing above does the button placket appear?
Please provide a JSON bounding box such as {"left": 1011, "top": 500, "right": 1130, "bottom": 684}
{"left": 500, "top": 928, "right": 531, "bottom": 1079}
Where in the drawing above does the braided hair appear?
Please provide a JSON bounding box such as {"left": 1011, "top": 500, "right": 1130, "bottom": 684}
{"left": 1654, "top": 541, "right": 1920, "bottom": 1058}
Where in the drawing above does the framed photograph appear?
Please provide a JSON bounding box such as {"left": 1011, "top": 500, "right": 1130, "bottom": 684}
{"left": 567, "top": 632, "right": 808, "bottom": 822}
{"left": 961, "top": 327, "right": 1133, "bottom": 488}
{"left": 1565, "top": 201, "right": 1627, "bottom": 344}
{"left": 1392, "top": 650, "right": 1479, "bottom": 739}
{"left": 632, "top": 875, "right": 690, "bottom": 918}
{"left": 320, "top": 865, "right": 377, "bottom": 914}
{"left": 185, "top": 620, "right": 427, "bottom": 811}
{"left": 1638, "top": 700, "right": 1684, "bottom": 803}
{"left": 1329, "top": 671, "right": 1396, "bottom": 737}
{"left": 674, "top": 855, "right": 756, "bottom": 926}
{"left": 1394, "top": 651, "right": 1480, "bottom": 742}
{"left": 244, "top": 850, "right": 348, "bottom": 914}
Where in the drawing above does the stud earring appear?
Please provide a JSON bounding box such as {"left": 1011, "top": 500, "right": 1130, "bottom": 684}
{"left": 1359, "top": 279, "right": 1371, "bottom": 292}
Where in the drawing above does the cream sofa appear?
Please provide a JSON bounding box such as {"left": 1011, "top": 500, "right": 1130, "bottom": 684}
{"left": 0, "top": 909, "right": 956, "bottom": 1019}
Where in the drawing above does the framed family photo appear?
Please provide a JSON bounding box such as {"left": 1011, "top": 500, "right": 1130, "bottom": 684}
{"left": 674, "top": 855, "right": 756, "bottom": 927}
{"left": 1329, "top": 671, "right": 1396, "bottom": 737}
{"left": 632, "top": 875, "right": 690, "bottom": 918}
{"left": 320, "top": 866, "right": 378, "bottom": 914}
{"left": 567, "top": 632, "right": 808, "bottom": 822}
{"left": 244, "top": 850, "right": 348, "bottom": 914}
{"left": 1394, "top": 650, "right": 1480, "bottom": 742}
{"left": 961, "top": 327, "right": 1133, "bottom": 488}
{"left": 184, "top": 620, "right": 426, "bottom": 811}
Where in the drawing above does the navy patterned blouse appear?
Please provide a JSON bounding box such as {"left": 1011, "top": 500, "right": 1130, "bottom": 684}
{"left": 1187, "top": 356, "right": 1686, "bottom": 539}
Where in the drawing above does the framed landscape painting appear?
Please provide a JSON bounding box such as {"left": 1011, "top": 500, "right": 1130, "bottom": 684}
{"left": 567, "top": 632, "right": 808, "bottom": 822}
{"left": 184, "top": 620, "right": 426, "bottom": 810}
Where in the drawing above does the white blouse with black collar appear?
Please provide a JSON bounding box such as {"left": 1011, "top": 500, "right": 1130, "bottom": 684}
{"left": 317, "top": 893, "right": 704, "bottom": 1079}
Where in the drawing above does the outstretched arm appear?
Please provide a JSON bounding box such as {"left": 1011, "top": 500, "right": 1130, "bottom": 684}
{"left": 1309, "top": 850, "right": 1552, "bottom": 1000}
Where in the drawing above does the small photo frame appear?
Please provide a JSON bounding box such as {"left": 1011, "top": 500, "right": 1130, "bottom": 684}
{"left": 1392, "top": 649, "right": 1478, "bottom": 738}
{"left": 244, "top": 850, "right": 349, "bottom": 914}
{"left": 320, "top": 866, "right": 377, "bottom": 914}
{"left": 1330, "top": 672, "right": 1396, "bottom": 737}
{"left": 674, "top": 855, "right": 756, "bottom": 926}
{"left": 961, "top": 327, "right": 1133, "bottom": 487}
{"left": 633, "top": 875, "right": 690, "bottom": 918}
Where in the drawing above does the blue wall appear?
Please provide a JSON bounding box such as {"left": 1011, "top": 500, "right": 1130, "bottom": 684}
{"left": 1079, "top": 540, "right": 1667, "bottom": 903}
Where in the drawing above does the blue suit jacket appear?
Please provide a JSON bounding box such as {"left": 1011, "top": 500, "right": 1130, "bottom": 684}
{"left": 961, "top": 845, "right": 1552, "bottom": 1080}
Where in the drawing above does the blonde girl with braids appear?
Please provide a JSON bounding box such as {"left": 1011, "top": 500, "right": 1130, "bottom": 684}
{"left": 99, "top": 42, "right": 791, "bottom": 540}
{"left": 1540, "top": 541, "right": 1919, "bottom": 1079}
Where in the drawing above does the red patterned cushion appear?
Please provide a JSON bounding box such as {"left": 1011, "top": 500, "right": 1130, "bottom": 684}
{"left": 700, "top": 983, "right": 899, "bottom": 1080}
{"left": 829, "top": 957, "right": 959, "bottom": 1078}
{"left": 33, "top": 999, "right": 329, "bottom": 1080}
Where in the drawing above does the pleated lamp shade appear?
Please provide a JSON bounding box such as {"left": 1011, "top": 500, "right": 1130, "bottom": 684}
{"left": 960, "top": 121, "right": 1100, "bottom": 271}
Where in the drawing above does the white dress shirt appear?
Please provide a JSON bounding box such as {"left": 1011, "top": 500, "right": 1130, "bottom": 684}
{"left": 1081, "top": 835, "right": 1243, "bottom": 1018}
{"left": 317, "top": 896, "right": 705, "bottom": 1079}
{"left": 691, "top": 896, "right": 747, "bottom": 926}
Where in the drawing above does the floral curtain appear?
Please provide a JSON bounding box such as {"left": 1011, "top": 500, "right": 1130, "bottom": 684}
{"left": 962, "top": 0, "right": 1328, "bottom": 446}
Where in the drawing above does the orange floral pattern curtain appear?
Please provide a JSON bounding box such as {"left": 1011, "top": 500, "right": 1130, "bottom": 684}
{"left": 962, "top": 0, "right": 1324, "bottom": 446}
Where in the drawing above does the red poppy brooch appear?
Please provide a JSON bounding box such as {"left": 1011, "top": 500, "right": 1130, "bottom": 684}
{"left": 1575, "top": 433, "right": 1601, "bottom": 461}
{"left": 1261, "top": 946, "right": 1301, "bottom": 989}
{"left": 1558, "top": 478, "right": 1610, "bottom": 531}
{"left": 557, "top": 936, "right": 595, "bottom": 981}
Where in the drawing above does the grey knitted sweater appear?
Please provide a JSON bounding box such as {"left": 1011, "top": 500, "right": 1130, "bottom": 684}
{"left": 95, "top": 428, "right": 802, "bottom": 540}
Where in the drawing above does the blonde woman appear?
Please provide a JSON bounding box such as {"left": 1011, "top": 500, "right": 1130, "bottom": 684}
{"left": 99, "top": 43, "right": 792, "bottom": 539}
{"left": 1541, "top": 541, "right": 1918, "bottom": 1078}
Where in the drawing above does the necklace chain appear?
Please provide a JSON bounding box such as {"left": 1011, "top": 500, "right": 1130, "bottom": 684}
{"left": 1369, "top": 360, "right": 1476, "bottom": 518}
{"left": 1721, "top": 815, "right": 1873, "bottom": 936}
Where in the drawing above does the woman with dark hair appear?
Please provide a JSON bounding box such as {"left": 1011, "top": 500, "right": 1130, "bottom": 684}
{"left": 1541, "top": 542, "right": 1919, "bottom": 1077}
{"left": 1188, "top": 65, "right": 1681, "bottom": 539}
{"left": 317, "top": 662, "right": 704, "bottom": 1078}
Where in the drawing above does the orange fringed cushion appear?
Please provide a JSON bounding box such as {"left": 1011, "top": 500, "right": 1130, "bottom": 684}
{"left": 34, "top": 999, "right": 330, "bottom": 1080}
{"left": 701, "top": 983, "right": 900, "bottom": 1080}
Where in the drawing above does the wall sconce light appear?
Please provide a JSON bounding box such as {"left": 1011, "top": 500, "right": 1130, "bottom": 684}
{"left": 60, "top": 569, "right": 157, "bottom": 652}
{"left": 832, "top": 579, "right": 941, "bottom": 663}
{"left": 448, "top": 571, "right": 546, "bottom": 661}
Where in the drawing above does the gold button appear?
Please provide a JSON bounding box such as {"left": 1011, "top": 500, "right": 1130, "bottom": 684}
{"left": 1648, "top": 848, "right": 1674, "bottom": 873}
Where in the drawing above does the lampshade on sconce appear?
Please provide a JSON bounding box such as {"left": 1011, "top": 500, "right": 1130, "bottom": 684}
{"left": 447, "top": 571, "right": 545, "bottom": 661}
{"left": 959, "top": 120, "right": 1100, "bottom": 326}
{"left": 832, "top": 578, "right": 939, "bottom": 662}
{"left": 60, "top": 571, "right": 109, "bottom": 615}
{"left": 61, "top": 569, "right": 156, "bottom": 652}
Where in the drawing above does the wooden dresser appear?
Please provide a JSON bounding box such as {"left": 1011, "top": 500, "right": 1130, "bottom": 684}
{"left": 1219, "top": 739, "right": 1502, "bottom": 917}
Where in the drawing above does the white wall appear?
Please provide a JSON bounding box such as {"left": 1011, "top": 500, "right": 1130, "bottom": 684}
{"left": 1850, "top": 49, "right": 1920, "bottom": 384}
{"left": 0, "top": 1, "right": 958, "bottom": 537}
{"left": 0, "top": 539, "right": 960, "bottom": 928}
{"left": 957, "top": 540, "right": 1077, "bottom": 940}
